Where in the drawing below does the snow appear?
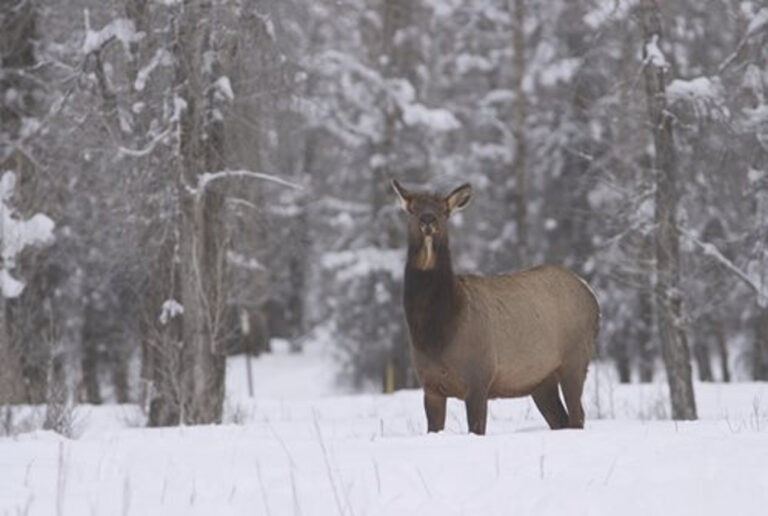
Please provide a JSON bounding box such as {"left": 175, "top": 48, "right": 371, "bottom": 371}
{"left": 402, "top": 103, "right": 461, "bottom": 132}
{"left": 1, "top": 212, "right": 55, "bottom": 263}
{"left": 538, "top": 58, "right": 582, "bottom": 88}
{"left": 1, "top": 353, "right": 768, "bottom": 515}
{"left": 118, "top": 129, "right": 171, "bottom": 158}
{"left": 226, "top": 251, "right": 266, "bottom": 271}
{"left": 584, "top": 0, "right": 638, "bottom": 28}
{"left": 680, "top": 228, "right": 768, "bottom": 307}
{"left": 746, "top": 7, "right": 768, "bottom": 37}
{"left": 0, "top": 171, "right": 55, "bottom": 298}
{"left": 134, "top": 49, "right": 172, "bottom": 92}
{"left": 470, "top": 143, "right": 512, "bottom": 163}
{"left": 226, "top": 339, "right": 344, "bottom": 402}
{"left": 480, "top": 89, "right": 515, "bottom": 106}
{"left": 214, "top": 76, "right": 235, "bottom": 102}
{"left": 158, "top": 299, "right": 183, "bottom": 325}
{"left": 644, "top": 34, "right": 668, "bottom": 68}
{"left": 666, "top": 76, "right": 724, "bottom": 105}
{"left": 422, "top": 0, "right": 462, "bottom": 18}
{"left": 455, "top": 53, "right": 494, "bottom": 75}
{"left": 82, "top": 13, "right": 143, "bottom": 55}
{"left": 317, "top": 51, "right": 460, "bottom": 134}
{"left": 321, "top": 247, "right": 403, "bottom": 282}
{"left": 198, "top": 170, "right": 302, "bottom": 192}
{"left": 0, "top": 268, "right": 25, "bottom": 298}
{"left": 171, "top": 96, "right": 187, "bottom": 123}
{"left": 544, "top": 218, "right": 558, "bottom": 231}
{"left": 748, "top": 168, "right": 766, "bottom": 184}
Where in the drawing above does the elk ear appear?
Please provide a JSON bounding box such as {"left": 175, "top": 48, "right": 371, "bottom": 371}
{"left": 391, "top": 179, "right": 411, "bottom": 212}
{"left": 446, "top": 183, "right": 472, "bottom": 214}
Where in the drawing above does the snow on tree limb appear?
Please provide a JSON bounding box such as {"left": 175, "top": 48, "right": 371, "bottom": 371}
{"left": 666, "top": 77, "right": 724, "bottom": 105}
{"left": 679, "top": 228, "right": 767, "bottom": 307}
{"left": 746, "top": 8, "right": 768, "bottom": 37}
{"left": 82, "top": 10, "right": 143, "bottom": 55}
{"left": 197, "top": 170, "right": 303, "bottom": 192}
{"left": 0, "top": 172, "right": 56, "bottom": 298}
{"left": 159, "top": 299, "right": 183, "bottom": 325}
{"left": 316, "top": 50, "right": 461, "bottom": 133}
{"left": 0, "top": 269, "right": 25, "bottom": 298}
{"left": 717, "top": 8, "right": 768, "bottom": 74}
{"left": 643, "top": 34, "right": 667, "bottom": 68}
{"left": 134, "top": 49, "right": 173, "bottom": 92}
{"left": 117, "top": 129, "right": 171, "bottom": 157}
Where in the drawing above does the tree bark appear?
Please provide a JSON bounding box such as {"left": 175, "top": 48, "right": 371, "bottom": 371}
{"left": 175, "top": 0, "right": 227, "bottom": 424}
{"left": 714, "top": 325, "right": 730, "bottom": 383}
{"left": 80, "top": 302, "right": 104, "bottom": 404}
{"left": 637, "top": 270, "right": 656, "bottom": 383}
{"left": 44, "top": 273, "right": 83, "bottom": 435}
{"left": 754, "top": 309, "right": 768, "bottom": 381}
{"left": 510, "top": 0, "right": 528, "bottom": 265}
{"left": 640, "top": 0, "right": 696, "bottom": 419}
{"left": 614, "top": 339, "right": 632, "bottom": 383}
{"left": 693, "top": 340, "right": 713, "bottom": 382}
{"left": 375, "top": 0, "right": 418, "bottom": 391}
{"left": 144, "top": 244, "right": 183, "bottom": 427}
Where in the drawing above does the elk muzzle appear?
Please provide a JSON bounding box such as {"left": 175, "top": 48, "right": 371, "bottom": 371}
{"left": 419, "top": 213, "right": 437, "bottom": 236}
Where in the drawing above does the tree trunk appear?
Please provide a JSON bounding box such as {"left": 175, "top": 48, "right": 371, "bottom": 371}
{"left": 111, "top": 350, "right": 131, "bottom": 404}
{"left": 714, "top": 325, "right": 730, "bottom": 383}
{"left": 375, "top": 0, "right": 418, "bottom": 391}
{"left": 0, "top": 0, "right": 43, "bottom": 405}
{"left": 614, "top": 338, "right": 632, "bottom": 383}
{"left": 175, "top": 0, "right": 227, "bottom": 424}
{"left": 80, "top": 303, "right": 102, "bottom": 404}
{"left": 637, "top": 270, "right": 656, "bottom": 383}
{"left": 510, "top": 0, "right": 528, "bottom": 266}
{"left": 754, "top": 309, "right": 768, "bottom": 381}
{"left": 617, "top": 27, "right": 655, "bottom": 383}
{"left": 145, "top": 269, "right": 184, "bottom": 427}
{"left": 44, "top": 273, "right": 83, "bottom": 435}
{"left": 640, "top": 0, "right": 696, "bottom": 419}
{"left": 693, "top": 340, "right": 713, "bottom": 382}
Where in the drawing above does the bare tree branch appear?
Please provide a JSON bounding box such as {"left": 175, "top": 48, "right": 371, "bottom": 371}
{"left": 198, "top": 169, "right": 303, "bottom": 192}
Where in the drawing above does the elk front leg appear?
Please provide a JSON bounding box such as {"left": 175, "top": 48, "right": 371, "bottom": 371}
{"left": 424, "top": 391, "right": 446, "bottom": 432}
{"left": 465, "top": 390, "right": 488, "bottom": 435}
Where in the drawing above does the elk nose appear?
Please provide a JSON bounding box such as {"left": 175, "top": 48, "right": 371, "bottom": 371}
{"left": 419, "top": 214, "right": 437, "bottom": 234}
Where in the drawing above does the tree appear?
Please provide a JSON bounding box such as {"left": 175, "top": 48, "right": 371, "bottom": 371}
{"left": 640, "top": 0, "right": 696, "bottom": 420}
{"left": 508, "top": 0, "right": 528, "bottom": 267}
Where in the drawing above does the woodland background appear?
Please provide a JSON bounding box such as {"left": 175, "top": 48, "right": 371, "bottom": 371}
{"left": 1, "top": 0, "right": 767, "bottom": 430}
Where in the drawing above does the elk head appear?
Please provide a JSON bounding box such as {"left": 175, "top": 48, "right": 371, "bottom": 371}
{"left": 391, "top": 180, "right": 472, "bottom": 270}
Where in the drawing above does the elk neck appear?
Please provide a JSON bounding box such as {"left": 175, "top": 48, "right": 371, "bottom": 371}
{"left": 403, "top": 233, "right": 463, "bottom": 357}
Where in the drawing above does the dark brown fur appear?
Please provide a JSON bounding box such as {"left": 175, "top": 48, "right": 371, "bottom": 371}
{"left": 392, "top": 180, "right": 599, "bottom": 435}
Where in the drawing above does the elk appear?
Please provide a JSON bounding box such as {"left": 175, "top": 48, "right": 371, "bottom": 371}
{"left": 391, "top": 180, "right": 599, "bottom": 435}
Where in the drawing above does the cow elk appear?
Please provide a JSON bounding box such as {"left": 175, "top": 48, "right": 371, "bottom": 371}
{"left": 391, "top": 180, "right": 599, "bottom": 435}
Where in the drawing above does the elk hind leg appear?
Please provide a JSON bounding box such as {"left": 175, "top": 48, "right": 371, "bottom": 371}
{"left": 531, "top": 375, "right": 568, "bottom": 430}
{"left": 559, "top": 362, "right": 588, "bottom": 429}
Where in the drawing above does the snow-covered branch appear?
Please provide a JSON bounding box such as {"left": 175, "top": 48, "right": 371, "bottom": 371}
{"left": 117, "top": 129, "right": 171, "bottom": 157}
{"left": 679, "top": 228, "right": 767, "bottom": 307}
{"left": 643, "top": 34, "right": 668, "bottom": 68}
{"left": 198, "top": 170, "right": 303, "bottom": 192}
{"left": 82, "top": 9, "right": 143, "bottom": 55}
{"left": 0, "top": 172, "right": 56, "bottom": 298}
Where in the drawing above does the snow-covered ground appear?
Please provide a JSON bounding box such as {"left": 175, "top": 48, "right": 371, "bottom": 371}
{"left": 1, "top": 342, "right": 767, "bottom": 515}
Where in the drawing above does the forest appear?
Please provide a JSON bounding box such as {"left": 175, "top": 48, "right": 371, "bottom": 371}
{"left": 1, "top": 0, "right": 767, "bottom": 432}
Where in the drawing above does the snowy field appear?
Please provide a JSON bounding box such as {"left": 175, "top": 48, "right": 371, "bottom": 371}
{"left": 1, "top": 342, "right": 768, "bottom": 516}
